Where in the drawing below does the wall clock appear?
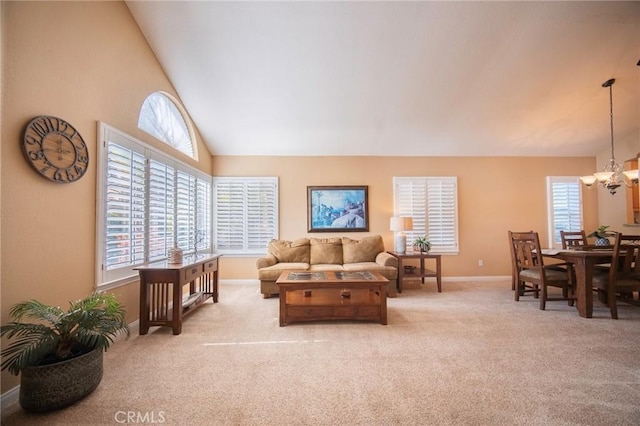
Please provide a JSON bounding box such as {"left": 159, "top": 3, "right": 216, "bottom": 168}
{"left": 22, "top": 115, "right": 89, "bottom": 183}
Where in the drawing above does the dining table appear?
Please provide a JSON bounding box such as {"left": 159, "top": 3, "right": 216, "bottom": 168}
{"left": 541, "top": 246, "right": 612, "bottom": 318}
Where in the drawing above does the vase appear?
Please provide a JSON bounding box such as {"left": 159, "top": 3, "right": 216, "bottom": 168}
{"left": 168, "top": 246, "right": 183, "bottom": 263}
{"left": 595, "top": 237, "right": 610, "bottom": 246}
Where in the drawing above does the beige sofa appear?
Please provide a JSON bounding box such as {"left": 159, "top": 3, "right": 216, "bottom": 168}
{"left": 256, "top": 235, "right": 398, "bottom": 298}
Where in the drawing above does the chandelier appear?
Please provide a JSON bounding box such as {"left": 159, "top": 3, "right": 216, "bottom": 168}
{"left": 580, "top": 78, "right": 638, "bottom": 195}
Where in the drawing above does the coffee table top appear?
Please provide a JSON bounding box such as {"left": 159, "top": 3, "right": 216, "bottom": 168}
{"left": 276, "top": 270, "right": 387, "bottom": 284}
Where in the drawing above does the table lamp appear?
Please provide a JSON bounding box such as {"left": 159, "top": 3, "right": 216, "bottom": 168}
{"left": 390, "top": 216, "right": 413, "bottom": 254}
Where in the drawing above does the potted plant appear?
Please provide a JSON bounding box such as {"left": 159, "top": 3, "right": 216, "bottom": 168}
{"left": 413, "top": 235, "right": 431, "bottom": 253}
{"left": 588, "top": 225, "right": 611, "bottom": 246}
{"left": 1, "top": 292, "right": 129, "bottom": 412}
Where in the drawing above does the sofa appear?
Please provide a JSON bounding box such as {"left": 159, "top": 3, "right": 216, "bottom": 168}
{"left": 256, "top": 235, "right": 398, "bottom": 298}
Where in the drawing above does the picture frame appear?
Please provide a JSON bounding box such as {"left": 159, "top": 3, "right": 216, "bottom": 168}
{"left": 307, "top": 185, "right": 369, "bottom": 232}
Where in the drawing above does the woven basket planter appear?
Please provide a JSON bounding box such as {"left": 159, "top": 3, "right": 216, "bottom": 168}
{"left": 19, "top": 348, "right": 103, "bottom": 412}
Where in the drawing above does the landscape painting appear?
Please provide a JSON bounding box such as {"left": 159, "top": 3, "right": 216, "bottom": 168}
{"left": 307, "top": 186, "right": 369, "bottom": 232}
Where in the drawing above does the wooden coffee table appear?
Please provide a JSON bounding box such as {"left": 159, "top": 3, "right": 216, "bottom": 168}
{"left": 276, "top": 270, "right": 388, "bottom": 326}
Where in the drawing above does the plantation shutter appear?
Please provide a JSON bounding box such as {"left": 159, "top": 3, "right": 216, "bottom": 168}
{"left": 104, "top": 141, "right": 147, "bottom": 271}
{"left": 176, "top": 170, "right": 196, "bottom": 251}
{"left": 148, "top": 159, "right": 175, "bottom": 262}
{"left": 213, "top": 177, "right": 278, "bottom": 254}
{"left": 394, "top": 177, "right": 459, "bottom": 253}
{"left": 196, "top": 178, "right": 212, "bottom": 252}
{"left": 547, "top": 177, "right": 583, "bottom": 248}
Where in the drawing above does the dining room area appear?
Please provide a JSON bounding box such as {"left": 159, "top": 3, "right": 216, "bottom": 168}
{"left": 508, "top": 228, "right": 640, "bottom": 320}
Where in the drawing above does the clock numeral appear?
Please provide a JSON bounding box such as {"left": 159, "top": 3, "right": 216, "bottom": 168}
{"left": 66, "top": 169, "right": 77, "bottom": 181}
{"left": 74, "top": 164, "right": 85, "bottom": 175}
{"left": 77, "top": 155, "right": 89, "bottom": 164}
{"left": 25, "top": 134, "right": 43, "bottom": 146}
{"left": 31, "top": 116, "right": 57, "bottom": 139}
{"left": 28, "top": 150, "right": 45, "bottom": 161}
{"left": 53, "top": 169, "right": 65, "bottom": 182}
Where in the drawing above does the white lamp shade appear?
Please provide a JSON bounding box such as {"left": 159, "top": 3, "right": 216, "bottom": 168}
{"left": 622, "top": 169, "right": 639, "bottom": 182}
{"left": 390, "top": 216, "right": 413, "bottom": 232}
{"left": 390, "top": 216, "right": 404, "bottom": 232}
{"left": 579, "top": 175, "right": 597, "bottom": 186}
{"left": 594, "top": 171, "right": 614, "bottom": 182}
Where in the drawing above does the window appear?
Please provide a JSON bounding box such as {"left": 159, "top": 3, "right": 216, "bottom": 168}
{"left": 138, "top": 91, "right": 197, "bottom": 159}
{"left": 547, "top": 177, "right": 583, "bottom": 249}
{"left": 96, "top": 123, "right": 212, "bottom": 289}
{"left": 393, "top": 177, "right": 459, "bottom": 253}
{"left": 213, "top": 177, "right": 278, "bottom": 255}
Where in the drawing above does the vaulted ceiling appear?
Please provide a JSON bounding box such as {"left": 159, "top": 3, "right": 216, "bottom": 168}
{"left": 126, "top": 1, "right": 640, "bottom": 157}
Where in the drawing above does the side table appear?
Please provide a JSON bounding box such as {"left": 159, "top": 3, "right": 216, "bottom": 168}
{"left": 388, "top": 250, "right": 442, "bottom": 293}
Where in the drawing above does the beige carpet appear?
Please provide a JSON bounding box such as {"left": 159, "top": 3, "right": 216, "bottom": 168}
{"left": 2, "top": 280, "right": 639, "bottom": 425}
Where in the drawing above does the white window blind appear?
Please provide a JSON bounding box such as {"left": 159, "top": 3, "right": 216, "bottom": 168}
{"left": 394, "top": 177, "right": 459, "bottom": 253}
{"left": 104, "top": 142, "right": 147, "bottom": 272}
{"left": 213, "top": 177, "right": 278, "bottom": 255}
{"left": 547, "top": 177, "right": 583, "bottom": 249}
{"left": 97, "top": 123, "right": 212, "bottom": 288}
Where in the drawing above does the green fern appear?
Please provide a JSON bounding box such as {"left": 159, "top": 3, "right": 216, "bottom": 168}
{"left": 1, "top": 292, "right": 129, "bottom": 375}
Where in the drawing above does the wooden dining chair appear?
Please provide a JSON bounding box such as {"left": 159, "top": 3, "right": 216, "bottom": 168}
{"left": 509, "top": 231, "right": 574, "bottom": 310}
{"left": 560, "top": 230, "right": 587, "bottom": 249}
{"left": 591, "top": 232, "right": 640, "bottom": 319}
{"left": 508, "top": 231, "right": 532, "bottom": 291}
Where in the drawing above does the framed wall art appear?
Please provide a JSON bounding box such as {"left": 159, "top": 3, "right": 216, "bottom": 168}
{"left": 307, "top": 185, "right": 369, "bottom": 232}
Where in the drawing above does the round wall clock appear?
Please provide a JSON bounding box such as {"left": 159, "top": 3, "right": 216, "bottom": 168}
{"left": 22, "top": 115, "right": 89, "bottom": 183}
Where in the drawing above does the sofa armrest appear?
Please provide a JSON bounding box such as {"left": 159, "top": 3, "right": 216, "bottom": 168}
{"left": 256, "top": 254, "right": 277, "bottom": 269}
{"left": 375, "top": 252, "right": 398, "bottom": 268}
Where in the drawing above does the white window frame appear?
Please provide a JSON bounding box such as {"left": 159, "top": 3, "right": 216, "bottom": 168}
{"left": 393, "top": 177, "right": 459, "bottom": 254}
{"left": 96, "top": 123, "right": 212, "bottom": 290}
{"left": 546, "top": 176, "right": 584, "bottom": 249}
{"left": 213, "top": 177, "right": 279, "bottom": 256}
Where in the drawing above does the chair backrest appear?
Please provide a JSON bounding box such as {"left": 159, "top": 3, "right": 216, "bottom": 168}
{"left": 608, "top": 232, "right": 640, "bottom": 282}
{"left": 560, "top": 230, "right": 587, "bottom": 249}
{"left": 509, "top": 231, "right": 543, "bottom": 271}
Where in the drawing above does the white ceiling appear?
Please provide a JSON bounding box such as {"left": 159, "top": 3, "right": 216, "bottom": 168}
{"left": 126, "top": 1, "right": 640, "bottom": 157}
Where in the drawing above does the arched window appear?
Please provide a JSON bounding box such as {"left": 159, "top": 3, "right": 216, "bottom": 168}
{"left": 138, "top": 92, "right": 197, "bottom": 159}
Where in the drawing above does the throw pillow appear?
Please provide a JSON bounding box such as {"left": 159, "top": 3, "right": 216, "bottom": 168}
{"left": 310, "top": 238, "right": 343, "bottom": 264}
{"left": 342, "top": 235, "right": 385, "bottom": 263}
{"left": 268, "top": 238, "right": 310, "bottom": 263}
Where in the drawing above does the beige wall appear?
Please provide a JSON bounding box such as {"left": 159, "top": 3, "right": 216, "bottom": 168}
{"left": 213, "top": 156, "right": 600, "bottom": 280}
{"left": 1, "top": 1, "right": 211, "bottom": 393}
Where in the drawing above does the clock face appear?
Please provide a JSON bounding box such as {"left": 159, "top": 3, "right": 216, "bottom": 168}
{"left": 22, "top": 116, "right": 89, "bottom": 183}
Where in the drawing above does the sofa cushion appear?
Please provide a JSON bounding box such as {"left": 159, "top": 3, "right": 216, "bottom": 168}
{"left": 310, "top": 238, "right": 343, "bottom": 264}
{"left": 342, "top": 235, "right": 385, "bottom": 263}
{"left": 257, "top": 263, "right": 310, "bottom": 281}
{"left": 268, "top": 238, "right": 310, "bottom": 263}
{"left": 309, "top": 264, "right": 344, "bottom": 272}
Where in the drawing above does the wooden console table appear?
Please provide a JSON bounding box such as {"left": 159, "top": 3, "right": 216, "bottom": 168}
{"left": 388, "top": 251, "right": 442, "bottom": 293}
{"left": 135, "top": 253, "right": 221, "bottom": 335}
